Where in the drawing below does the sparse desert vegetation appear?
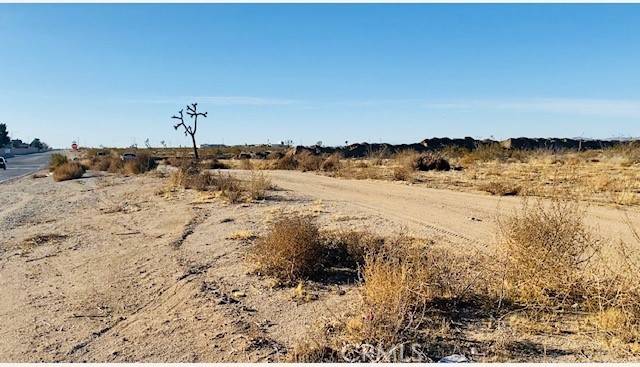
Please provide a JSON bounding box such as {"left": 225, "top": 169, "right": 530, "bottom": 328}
{"left": 52, "top": 161, "right": 86, "bottom": 182}
{"left": 3, "top": 140, "right": 640, "bottom": 362}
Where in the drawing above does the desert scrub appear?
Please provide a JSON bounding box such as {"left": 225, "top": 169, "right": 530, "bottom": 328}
{"left": 250, "top": 215, "right": 324, "bottom": 283}
{"left": 169, "top": 166, "right": 272, "bottom": 203}
{"left": 499, "top": 198, "right": 603, "bottom": 309}
{"left": 49, "top": 153, "right": 68, "bottom": 171}
{"left": 247, "top": 171, "right": 272, "bottom": 200}
{"left": 498, "top": 197, "right": 640, "bottom": 348}
{"left": 479, "top": 180, "right": 522, "bottom": 196}
{"left": 348, "top": 238, "right": 490, "bottom": 348}
{"left": 297, "top": 151, "right": 323, "bottom": 172}
{"left": 320, "top": 153, "right": 342, "bottom": 172}
{"left": 53, "top": 162, "right": 86, "bottom": 182}
{"left": 123, "top": 153, "right": 156, "bottom": 175}
{"left": 391, "top": 150, "right": 451, "bottom": 182}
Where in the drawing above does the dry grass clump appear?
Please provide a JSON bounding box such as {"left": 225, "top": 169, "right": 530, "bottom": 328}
{"left": 392, "top": 166, "right": 414, "bottom": 182}
{"left": 53, "top": 162, "right": 86, "bottom": 182}
{"left": 499, "top": 198, "right": 602, "bottom": 309}
{"left": 414, "top": 152, "right": 451, "bottom": 171}
{"left": 297, "top": 151, "right": 323, "bottom": 172}
{"left": 240, "top": 158, "right": 254, "bottom": 170}
{"left": 268, "top": 150, "right": 330, "bottom": 172}
{"left": 169, "top": 166, "right": 272, "bottom": 203}
{"left": 335, "top": 162, "right": 384, "bottom": 180}
{"left": 459, "top": 143, "right": 511, "bottom": 165}
{"left": 49, "top": 153, "right": 68, "bottom": 172}
{"left": 89, "top": 153, "right": 156, "bottom": 175}
{"left": 499, "top": 198, "right": 640, "bottom": 348}
{"left": 123, "top": 153, "right": 156, "bottom": 175}
{"left": 322, "top": 230, "right": 385, "bottom": 268}
{"left": 200, "top": 158, "right": 229, "bottom": 170}
{"left": 389, "top": 150, "right": 451, "bottom": 182}
{"left": 247, "top": 171, "right": 272, "bottom": 200}
{"left": 320, "top": 153, "right": 342, "bottom": 172}
{"left": 603, "top": 142, "right": 640, "bottom": 167}
{"left": 89, "top": 156, "right": 115, "bottom": 171}
{"left": 347, "top": 240, "right": 488, "bottom": 347}
{"left": 286, "top": 340, "right": 341, "bottom": 362}
{"left": 273, "top": 151, "right": 299, "bottom": 170}
{"left": 479, "top": 180, "right": 522, "bottom": 196}
{"left": 251, "top": 215, "right": 324, "bottom": 283}
{"left": 166, "top": 156, "right": 192, "bottom": 168}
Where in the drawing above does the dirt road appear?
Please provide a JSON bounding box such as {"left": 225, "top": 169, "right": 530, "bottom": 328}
{"left": 253, "top": 170, "right": 640, "bottom": 250}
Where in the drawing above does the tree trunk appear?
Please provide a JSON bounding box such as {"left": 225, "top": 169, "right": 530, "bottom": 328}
{"left": 191, "top": 134, "right": 199, "bottom": 161}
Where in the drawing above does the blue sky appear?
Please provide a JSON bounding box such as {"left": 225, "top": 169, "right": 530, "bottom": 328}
{"left": 1, "top": 4, "right": 640, "bottom": 148}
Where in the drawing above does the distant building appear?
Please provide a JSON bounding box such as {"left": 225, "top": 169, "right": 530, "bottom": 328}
{"left": 201, "top": 144, "right": 227, "bottom": 148}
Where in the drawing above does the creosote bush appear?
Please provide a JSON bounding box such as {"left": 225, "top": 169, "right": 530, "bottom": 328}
{"left": 53, "top": 162, "right": 86, "bottom": 182}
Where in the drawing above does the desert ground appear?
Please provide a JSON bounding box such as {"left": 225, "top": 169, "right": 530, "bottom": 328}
{"left": 1, "top": 148, "right": 640, "bottom": 362}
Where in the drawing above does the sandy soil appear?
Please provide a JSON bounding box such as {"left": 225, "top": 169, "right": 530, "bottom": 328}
{"left": 1, "top": 168, "right": 639, "bottom": 362}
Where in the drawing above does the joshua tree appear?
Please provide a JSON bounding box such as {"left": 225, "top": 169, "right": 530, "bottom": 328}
{"left": 172, "top": 103, "right": 207, "bottom": 160}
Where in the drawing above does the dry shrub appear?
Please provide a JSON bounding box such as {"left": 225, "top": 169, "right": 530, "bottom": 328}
{"left": 499, "top": 198, "right": 640, "bottom": 347}
{"left": 247, "top": 171, "right": 272, "bottom": 200}
{"left": 200, "top": 159, "right": 229, "bottom": 169}
{"left": 166, "top": 156, "right": 192, "bottom": 168}
{"left": 335, "top": 162, "right": 384, "bottom": 180}
{"left": 479, "top": 180, "right": 522, "bottom": 196}
{"left": 499, "top": 198, "right": 603, "bottom": 309}
{"left": 122, "top": 153, "right": 156, "bottom": 175}
{"left": 240, "top": 159, "right": 254, "bottom": 170}
{"left": 274, "top": 151, "right": 299, "bottom": 170}
{"left": 267, "top": 151, "right": 285, "bottom": 160}
{"left": 286, "top": 340, "right": 340, "bottom": 362}
{"left": 49, "top": 153, "right": 68, "bottom": 172}
{"left": 320, "top": 153, "right": 342, "bottom": 172}
{"left": 169, "top": 166, "right": 267, "bottom": 203}
{"left": 53, "top": 162, "right": 86, "bottom": 182}
{"left": 90, "top": 156, "right": 114, "bottom": 171}
{"left": 392, "top": 166, "right": 414, "bottom": 182}
{"left": 460, "top": 143, "right": 511, "bottom": 165}
{"left": 298, "top": 151, "right": 323, "bottom": 172}
{"left": 251, "top": 215, "right": 324, "bottom": 283}
{"left": 393, "top": 150, "right": 421, "bottom": 170}
{"left": 393, "top": 150, "right": 450, "bottom": 175}
{"left": 414, "top": 152, "right": 451, "bottom": 171}
{"left": 107, "top": 157, "right": 124, "bottom": 173}
{"left": 351, "top": 238, "right": 486, "bottom": 347}
{"left": 323, "top": 230, "right": 385, "bottom": 268}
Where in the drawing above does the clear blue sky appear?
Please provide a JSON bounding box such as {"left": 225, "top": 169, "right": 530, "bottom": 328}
{"left": 1, "top": 4, "right": 640, "bottom": 148}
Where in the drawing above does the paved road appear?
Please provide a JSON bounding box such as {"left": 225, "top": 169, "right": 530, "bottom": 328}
{"left": 0, "top": 151, "right": 58, "bottom": 183}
